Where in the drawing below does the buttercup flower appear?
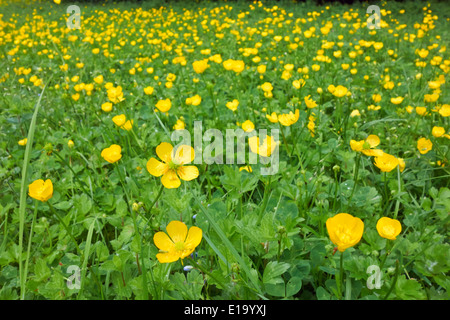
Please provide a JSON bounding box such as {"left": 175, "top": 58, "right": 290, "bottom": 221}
{"left": 376, "top": 217, "right": 402, "bottom": 240}
{"left": 417, "top": 137, "right": 432, "bottom": 154}
{"left": 249, "top": 135, "right": 278, "bottom": 157}
{"left": 239, "top": 165, "right": 252, "bottom": 173}
{"left": 242, "top": 120, "right": 255, "bottom": 132}
{"left": 390, "top": 97, "right": 404, "bottom": 105}
{"left": 155, "top": 98, "right": 172, "bottom": 113}
{"left": 28, "top": 179, "right": 53, "bottom": 202}
{"left": 186, "top": 94, "right": 202, "bottom": 106}
{"left": 153, "top": 221, "right": 202, "bottom": 263}
{"left": 226, "top": 99, "right": 239, "bottom": 111}
{"left": 432, "top": 126, "right": 445, "bottom": 138}
{"left": 18, "top": 138, "right": 27, "bottom": 146}
{"left": 112, "top": 114, "right": 126, "bottom": 127}
{"left": 326, "top": 213, "right": 364, "bottom": 252}
{"left": 144, "top": 86, "right": 154, "bottom": 95}
{"left": 101, "top": 144, "right": 122, "bottom": 163}
{"left": 332, "top": 85, "right": 348, "bottom": 98}
{"left": 173, "top": 118, "right": 185, "bottom": 130}
{"left": 350, "top": 135, "right": 383, "bottom": 157}
{"left": 266, "top": 112, "right": 279, "bottom": 123}
{"left": 102, "top": 102, "right": 113, "bottom": 112}
{"left": 192, "top": 59, "right": 210, "bottom": 74}
{"left": 147, "top": 142, "right": 199, "bottom": 189}
{"left": 374, "top": 153, "right": 400, "bottom": 172}
{"left": 304, "top": 95, "right": 317, "bottom": 109}
{"left": 278, "top": 109, "right": 299, "bottom": 126}
{"left": 438, "top": 104, "right": 449, "bottom": 117}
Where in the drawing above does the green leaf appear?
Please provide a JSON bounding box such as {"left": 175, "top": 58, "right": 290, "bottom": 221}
{"left": 285, "top": 276, "right": 302, "bottom": 297}
{"left": 395, "top": 275, "right": 426, "bottom": 300}
{"left": 263, "top": 261, "right": 290, "bottom": 285}
{"left": 34, "top": 259, "right": 51, "bottom": 282}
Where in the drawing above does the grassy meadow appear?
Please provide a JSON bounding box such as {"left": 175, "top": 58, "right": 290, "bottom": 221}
{"left": 0, "top": 0, "right": 449, "bottom": 300}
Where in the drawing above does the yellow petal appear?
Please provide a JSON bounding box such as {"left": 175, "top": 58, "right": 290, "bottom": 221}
{"left": 185, "top": 226, "right": 202, "bottom": 250}
{"left": 146, "top": 158, "right": 169, "bottom": 177}
{"left": 153, "top": 231, "right": 174, "bottom": 252}
{"left": 366, "top": 135, "right": 380, "bottom": 148}
{"left": 156, "top": 142, "right": 173, "bottom": 163}
{"left": 177, "top": 165, "right": 199, "bottom": 181}
{"left": 156, "top": 252, "right": 180, "bottom": 263}
{"left": 173, "top": 145, "right": 195, "bottom": 165}
{"left": 161, "top": 170, "right": 181, "bottom": 189}
{"left": 166, "top": 221, "right": 188, "bottom": 244}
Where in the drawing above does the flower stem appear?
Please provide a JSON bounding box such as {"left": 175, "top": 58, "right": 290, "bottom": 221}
{"left": 337, "top": 250, "right": 345, "bottom": 300}
{"left": 383, "top": 259, "right": 400, "bottom": 300}
{"left": 347, "top": 153, "right": 361, "bottom": 208}
{"left": 139, "top": 183, "right": 165, "bottom": 300}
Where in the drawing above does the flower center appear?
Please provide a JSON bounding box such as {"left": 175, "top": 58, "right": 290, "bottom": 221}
{"left": 174, "top": 241, "right": 185, "bottom": 251}
{"left": 335, "top": 226, "right": 353, "bottom": 244}
{"left": 168, "top": 160, "right": 180, "bottom": 171}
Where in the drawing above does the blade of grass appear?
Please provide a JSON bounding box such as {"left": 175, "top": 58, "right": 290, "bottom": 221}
{"left": 18, "top": 85, "right": 47, "bottom": 300}
{"left": 77, "top": 216, "right": 97, "bottom": 299}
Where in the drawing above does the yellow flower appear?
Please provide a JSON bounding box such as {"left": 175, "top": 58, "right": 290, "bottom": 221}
{"left": 226, "top": 99, "right": 239, "bottom": 111}
{"left": 239, "top": 165, "right": 252, "bottom": 173}
{"left": 192, "top": 59, "right": 209, "bottom": 74}
{"left": 292, "top": 79, "right": 305, "bottom": 89}
{"left": 372, "top": 93, "right": 382, "bottom": 103}
{"left": 242, "top": 120, "right": 255, "bottom": 132}
{"left": 261, "top": 82, "right": 273, "bottom": 92}
{"left": 122, "top": 120, "right": 133, "bottom": 131}
{"left": 144, "top": 86, "right": 154, "bottom": 95}
{"left": 112, "top": 114, "right": 126, "bottom": 127}
{"left": 350, "top": 110, "right": 361, "bottom": 117}
{"left": 107, "top": 86, "right": 125, "bottom": 104}
{"left": 68, "top": 140, "right": 74, "bottom": 148}
{"left": 350, "top": 140, "right": 365, "bottom": 152}
{"left": 417, "top": 137, "right": 432, "bottom": 154}
{"left": 390, "top": 97, "right": 404, "bottom": 105}
{"left": 101, "top": 102, "right": 113, "bottom": 112}
{"left": 248, "top": 135, "right": 278, "bottom": 157}
{"left": 326, "top": 213, "right": 364, "bottom": 252}
{"left": 304, "top": 95, "right": 317, "bottom": 109}
{"left": 278, "top": 109, "right": 299, "bottom": 126}
{"left": 374, "top": 153, "right": 400, "bottom": 172}
{"left": 266, "top": 112, "right": 279, "bottom": 123}
{"left": 101, "top": 144, "right": 122, "bottom": 163}
{"left": 351, "top": 135, "right": 383, "bottom": 156}
{"left": 173, "top": 118, "right": 185, "bottom": 130}
{"left": 28, "top": 179, "right": 53, "bottom": 202}
{"left": 398, "top": 157, "right": 406, "bottom": 172}
{"left": 155, "top": 98, "right": 172, "bottom": 113}
{"left": 153, "top": 221, "right": 202, "bottom": 263}
{"left": 376, "top": 217, "right": 402, "bottom": 240}
{"left": 432, "top": 126, "right": 445, "bottom": 138}
{"left": 332, "top": 85, "right": 348, "bottom": 98}
{"left": 186, "top": 94, "right": 201, "bottom": 106}
{"left": 53, "top": 0, "right": 61, "bottom": 4}
{"left": 438, "top": 104, "right": 450, "bottom": 117}
{"left": 18, "top": 138, "right": 27, "bottom": 146}
{"left": 424, "top": 93, "right": 439, "bottom": 103}
{"left": 146, "top": 142, "right": 199, "bottom": 189}
{"left": 415, "top": 106, "right": 427, "bottom": 116}
{"left": 257, "top": 65, "right": 266, "bottom": 74}
{"left": 94, "top": 75, "right": 104, "bottom": 84}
